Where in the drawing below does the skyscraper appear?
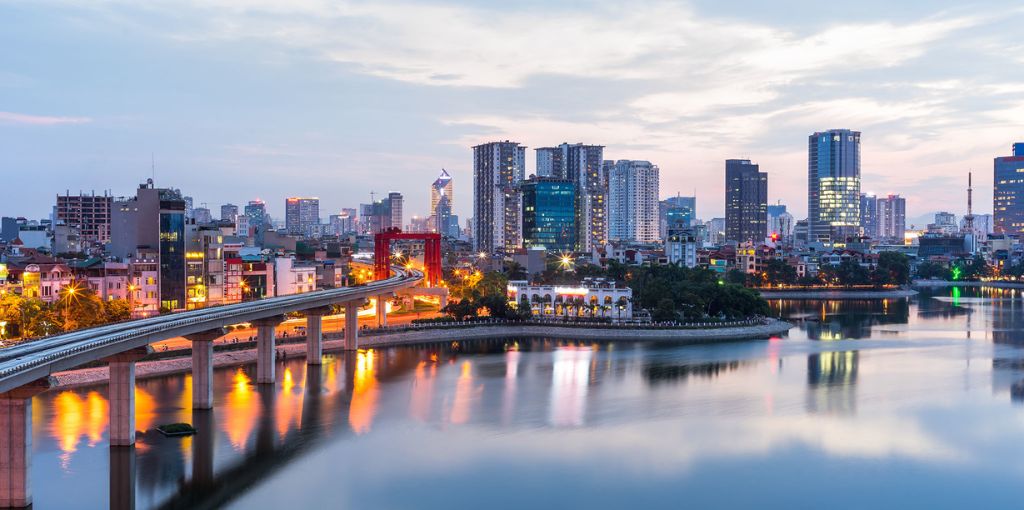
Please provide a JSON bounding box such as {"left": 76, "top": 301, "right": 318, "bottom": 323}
{"left": 430, "top": 169, "right": 453, "bottom": 219}
{"left": 809, "top": 129, "right": 861, "bottom": 243}
{"left": 521, "top": 176, "right": 576, "bottom": 252}
{"left": 767, "top": 204, "right": 793, "bottom": 241}
{"left": 859, "top": 193, "right": 878, "bottom": 238}
{"left": 877, "top": 194, "right": 906, "bottom": 242}
{"left": 994, "top": 143, "right": 1024, "bottom": 234}
{"left": 535, "top": 143, "right": 607, "bottom": 251}
{"left": 724, "top": 159, "right": 767, "bottom": 243}
{"left": 285, "top": 197, "right": 320, "bottom": 237}
{"left": 473, "top": 141, "right": 526, "bottom": 254}
{"left": 606, "top": 160, "right": 660, "bottom": 243}
{"left": 388, "top": 192, "right": 403, "bottom": 232}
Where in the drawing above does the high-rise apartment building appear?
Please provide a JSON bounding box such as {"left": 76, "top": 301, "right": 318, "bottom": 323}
{"left": 285, "top": 197, "right": 320, "bottom": 237}
{"left": 473, "top": 141, "right": 526, "bottom": 254}
{"left": 767, "top": 204, "right": 793, "bottom": 241}
{"left": 660, "top": 195, "right": 696, "bottom": 240}
{"left": 521, "top": 176, "right": 576, "bottom": 252}
{"left": 809, "top": 129, "right": 861, "bottom": 243}
{"left": 606, "top": 160, "right": 660, "bottom": 243}
{"left": 387, "top": 192, "right": 403, "bottom": 232}
{"left": 109, "top": 179, "right": 187, "bottom": 311}
{"left": 859, "top": 193, "right": 878, "bottom": 238}
{"left": 877, "top": 194, "right": 906, "bottom": 242}
{"left": 362, "top": 193, "right": 404, "bottom": 233}
{"left": 244, "top": 199, "right": 269, "bottom": 243}
{"left": 534, "top": 143, "right": 607, "bottom": 251}
{"left": 55, "top": 191, "right": 112, "bottom": 247}
{"left": 725, "top": 159, "right": 767, "bottom": 243}
{"left": 994, "top": 143, "right": 1024, "bottom": 234}
{"left": 220, "top": 203, "right": 239, "bottom": 223}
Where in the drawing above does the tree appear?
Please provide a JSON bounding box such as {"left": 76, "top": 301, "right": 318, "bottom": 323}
{"left": 652, "top": 298, "right": 678, "bottom": 322}
{"left": 725, "top": 269, "right": 747, "bottom": 285}
{"left": 873, "top": 251, "right": 911, "bottom": 286}
{"left": 764, "top": 259, "right": 797, "bottom": 286}
{"left": 103, "top": 299, "right": 132, "bottom": 323}
{"left": 916, "top": 261, "right": 947, "bottom": 280}
{"left": 442, "top": 299, "right": 477, "bottom": 320}
{"left": 503, "top": 261, "right": 528, "bottom": 281}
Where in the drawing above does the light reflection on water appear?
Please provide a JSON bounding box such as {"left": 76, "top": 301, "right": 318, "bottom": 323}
{"left": 26, "top": 286, "right": 1024, "bottom": 508}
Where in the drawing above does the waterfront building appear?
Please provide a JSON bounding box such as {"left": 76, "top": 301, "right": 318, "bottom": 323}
{"left": 473, "top": 140, "right": 526, "bottom": 255}
{"left": 109, "top": 179, "right": 187, "bottom": 311}
{"left": 877, "top": 194, "right": 906, "bottom": 242}
{"left": 725, "top": 159, "right": 767, "bottom": 244}
{"left": 285, "top": 197, "right": 320, "bottom": 237}
{"left": 507, "top": 277, "right": 633, "bottom": 321}
{"left": 995, "top": 143, "right": 1024, "bottom": 234}
{"left": 521, "top": 176, "right": 576, "bottom": 252}
{"left": 809, "top": 129, "right": 861, "bottom": 243}
{"left": 606, "top": 160, "right": 660, "bottom": 243}
{"left": 55, "top": 192, "right": 112, "bottom": 247}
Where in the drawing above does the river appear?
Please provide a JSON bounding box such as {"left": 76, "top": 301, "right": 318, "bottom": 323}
{"left": 27, "top": 286, "right": 1024, "bottom": 509}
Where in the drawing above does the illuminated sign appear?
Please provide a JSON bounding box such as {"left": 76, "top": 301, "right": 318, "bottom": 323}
{"left": 553, "top": 286, "right": 588, "bottom": 296}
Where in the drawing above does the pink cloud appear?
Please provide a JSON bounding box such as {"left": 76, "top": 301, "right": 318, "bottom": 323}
{"left": 0, "top": 111, "right": 91, "bottom": 125}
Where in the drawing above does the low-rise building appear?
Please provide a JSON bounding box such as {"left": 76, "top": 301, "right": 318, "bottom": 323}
{"left": 507, "top": 277, "right": 633, "bottom": 321}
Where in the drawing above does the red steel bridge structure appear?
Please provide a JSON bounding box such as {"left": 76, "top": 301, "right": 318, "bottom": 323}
{"left": 374, "top": 228, "right": 442, "bottom": 287}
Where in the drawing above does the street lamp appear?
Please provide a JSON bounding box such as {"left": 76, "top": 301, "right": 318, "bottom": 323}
{"left": 0, "top": 320, "right": 6, "bottom": 341}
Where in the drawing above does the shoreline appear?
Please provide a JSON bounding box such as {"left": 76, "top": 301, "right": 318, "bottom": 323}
{"left": 49, "top": 319, "right": 793, "bottom": 389}
{"left": 759, "top": 289, "right": 918, "bottom": 299}
{"left": 912, "top": 280, "right": 1024, "bottom": 289}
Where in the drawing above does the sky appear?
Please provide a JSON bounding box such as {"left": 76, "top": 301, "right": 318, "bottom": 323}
{"left": 2, "top": 0, "right": 1024, "bottom": 227}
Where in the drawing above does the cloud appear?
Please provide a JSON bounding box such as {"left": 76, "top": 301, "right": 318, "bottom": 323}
{"left": 0, "top": 111, "right": 92, "bottom": 126}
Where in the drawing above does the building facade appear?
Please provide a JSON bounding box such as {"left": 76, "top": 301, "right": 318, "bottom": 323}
{"left": 877, "top": 194, "right": 906, "bottom": 242}
{"left": 666, "top": 227, "right": 698, "bottom": 267}
{"left": 473, "top": 141, "right": 526, "bottom": 255}
{"left": 521, "top": 177, "right": 576, "bottom": 252}
{"left": 430, "top": 169, "right": 453, "bottom": 219}
{"left": 725, "top": 159, "right": 767, "bottom": 244}
{"left": 606, "top": 160, "right": 660, "bottom": 243}
{"left": 507, "top": 278, "right": 633, "bottom": 321}
{"left": 994, "top": 143, "right": 1024, "bottom": 234}
{"left": 55, "top": 192, "right": 112, "bottom": 248}
{"left": 859, "top": 193, "right": 878, "bottom": 238}
{"left": 285, "top": 197, "right": 320, "bottom": 237}
{"left": 220, "top": 204, "right": 239, "bottom": 223}
{"left": 809, "top": 129, "right": 861, "bottom": 243}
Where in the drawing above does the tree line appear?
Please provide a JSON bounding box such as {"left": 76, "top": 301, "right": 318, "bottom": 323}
{"left": 0, "top": 289, "right": 132, "bottom": 341}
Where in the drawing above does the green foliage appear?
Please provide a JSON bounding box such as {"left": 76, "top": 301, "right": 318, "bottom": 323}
{"left": 0, "top": 290, "right": 135, "bottom": 340}
{"left": 763, "top": 259, "right": 797, "bottom": 286}
{"left": 874, "top": 251, "right": 911, "bottom": 285}
{"left": 629, "top": 265, "right": 769, "bottom": 320}
{"left": 916, "top": 261, "right": 948, "bottom": 280}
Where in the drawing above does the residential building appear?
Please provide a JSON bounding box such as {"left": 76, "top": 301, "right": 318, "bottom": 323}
{"left": 860, "top": 193, "right": 878, "bottom": 238}
{"left": 274, "top": 256, "right": 316, "bottom": 295}
{"left": 536, "top": 143, "right": 607, "bottom": 251}
{"left": 521, "top": 176, "right": 576, "bottom": 252}
{"left": 877, "top": 194, "right": 906, "bottom": 242}
{"left": 725, "top": 159, "right": 767, "bottom": 244}
{"left": 705, "top": 217, "right": 726, "bottom": 246}
{"left": 388, "top": 192, "right": 404, "bottom": 232}
{"left": 109, "top": 179, "right": 187, "bottom": 311}
{"left": 285, "top": 197, "right": 320, "bottom": 237}
{"left": 606, "top": 160, "right": 660, "bottom": 243}
{"left": 809, "top": 129, "right": 861, "bottom": 243}
{"left": 184, "top": 223, "right": 225, "bottom": 309}
{"left": 55, "top": 192, "right": 112, "bottom": 247}
{"left": 666, "top": 227, "right": 698, "bottom": 267}
{"left": 193, "top": 207, "right": 213, "bottom": 225}
{"left": 473, "top": 140, "right": 526, "bottom": 254}
{"left": 244, "top": 200, "right": 269, "bottom": 243}
{"left": 928, "top": 212, "right": 958, "bottom": 235}
{"left": 220, "top": 204, "right": 239, "bottom": 223}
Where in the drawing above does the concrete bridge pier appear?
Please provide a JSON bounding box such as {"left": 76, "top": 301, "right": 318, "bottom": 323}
{"left": 185, "top": 328, "right": 226, "bottom": 409}
{"left": 344, "top": 301, "right": 359, "bottom": 351}
{"left": 254, "top": 316, "right": 285, "bottom": 384}
{"left": 0, "top": 378, "right": 53, "bottom": 508}
{"left": 304, "top": 307, "right": 332, "bottom": 365}
{"left": 376, "top": 294, "right": 390, "bottom": 327}
{"left": 105, "top": 347, "right": 151, "bottom": 447}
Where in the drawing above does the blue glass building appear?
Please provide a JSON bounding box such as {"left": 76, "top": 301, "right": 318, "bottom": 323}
{"left": 994, "top": 143, "right": 1024, "bottom": 234}
{"left": 808, "top": 129, "right": 861, "bottom": 243}
{"left": 521, "top": 177, "right": 576, "bottom": 252}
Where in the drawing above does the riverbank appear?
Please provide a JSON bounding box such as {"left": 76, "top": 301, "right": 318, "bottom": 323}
{"left": 759, "top": 289, "right": 918, "bottom": 299}
{"left": 912, "top": 280, "right": 1024, "bottom": 289}
{"left": 49, "top": 319, "right": 793, "bottom": 389}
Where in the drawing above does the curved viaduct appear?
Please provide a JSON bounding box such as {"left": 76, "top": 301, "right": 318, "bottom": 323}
{"left": 0, "top": 268, "right": 422, "bottom": 508}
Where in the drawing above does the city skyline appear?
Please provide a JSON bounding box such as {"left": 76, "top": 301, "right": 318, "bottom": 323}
{"left": 3, "top": 1, "right": 1021, "bottom": 222}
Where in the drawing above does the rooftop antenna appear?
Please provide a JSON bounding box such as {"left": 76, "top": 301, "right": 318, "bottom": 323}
{"left": 151, "top": 153, "right": 156, "bottom": 183}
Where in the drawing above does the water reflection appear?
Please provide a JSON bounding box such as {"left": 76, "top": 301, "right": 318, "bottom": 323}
{"left": 28, "top": 289, "right": 1024, "bottom": 509}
